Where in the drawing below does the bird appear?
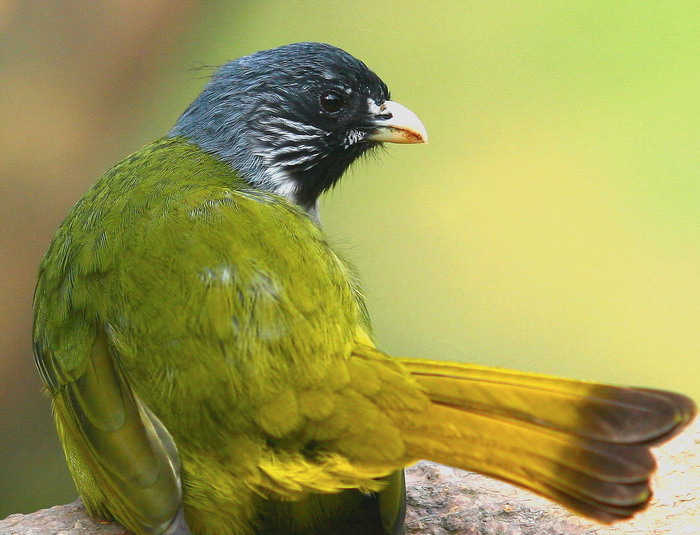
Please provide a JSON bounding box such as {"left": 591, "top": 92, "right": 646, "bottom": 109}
{"left": 33, "top": 42, "right": 695, "bottom": 535}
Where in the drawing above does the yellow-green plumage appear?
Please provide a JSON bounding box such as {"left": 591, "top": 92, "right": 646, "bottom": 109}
{"left": 34, "top": 43, "right": 695, "bottom": 535}
{"left": 35, "top": 138, "right": 395, "bottom": 534}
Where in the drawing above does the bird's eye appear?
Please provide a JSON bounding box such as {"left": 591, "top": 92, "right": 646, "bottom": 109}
{"left": 319, "top": 91, "right": 345, "bottom": 113}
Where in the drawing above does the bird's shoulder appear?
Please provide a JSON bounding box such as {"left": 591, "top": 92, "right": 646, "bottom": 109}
{"left": 38, "top": 136, "right": 337, "bottom": 287}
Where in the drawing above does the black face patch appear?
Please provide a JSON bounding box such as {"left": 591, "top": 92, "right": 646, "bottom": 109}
{"left": 242, "top": 44, "right": 391, "bottom": 208}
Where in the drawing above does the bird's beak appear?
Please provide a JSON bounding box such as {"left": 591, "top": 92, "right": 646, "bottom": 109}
{"left": 367, "top": 100, "right": 428, "bottom": 144}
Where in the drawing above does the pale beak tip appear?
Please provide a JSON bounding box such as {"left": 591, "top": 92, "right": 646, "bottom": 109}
{"left": 368, "top": 100, "right": 428, "bottom": 145}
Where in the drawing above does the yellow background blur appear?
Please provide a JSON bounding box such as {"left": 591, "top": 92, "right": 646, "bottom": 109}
{"left": 1, "top": 1, "right": 698, "bottom": 519}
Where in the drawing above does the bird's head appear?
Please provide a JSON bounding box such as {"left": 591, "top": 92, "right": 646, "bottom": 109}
{"left": 170, "top": 42, "right": 427, "bottom": 214}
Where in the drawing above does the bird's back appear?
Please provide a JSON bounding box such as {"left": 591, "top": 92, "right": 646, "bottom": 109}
{"left": 33, "top": 137, "right": 389, "bottom": 534}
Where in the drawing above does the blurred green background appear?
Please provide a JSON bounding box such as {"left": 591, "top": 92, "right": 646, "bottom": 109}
{"left": 1, "top": 0, "right": 698, "bottom": 519}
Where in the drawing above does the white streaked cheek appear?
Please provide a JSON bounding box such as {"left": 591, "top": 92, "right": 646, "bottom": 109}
{"left": 261, "top": 125, "right": 319, "bottom": 142}
{"left": 272, "top": 143, "right": 320, "bottom": 156}
{"left": 343, "top": 130, "right": 365, "bottom": 148}
{"left": 271, "top": 117, "right": 324, "bottom": 136}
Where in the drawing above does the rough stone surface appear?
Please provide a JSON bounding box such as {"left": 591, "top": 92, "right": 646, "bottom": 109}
{"left": 0, "top": 500, "right": 127, "bottom": 535}
{"left": 2, "top": 420, "right": 697, "bottom": 535}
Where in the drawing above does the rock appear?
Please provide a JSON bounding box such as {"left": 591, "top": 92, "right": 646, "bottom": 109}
{"left": 0, "top": 500, "right": 127, "bottom": 535}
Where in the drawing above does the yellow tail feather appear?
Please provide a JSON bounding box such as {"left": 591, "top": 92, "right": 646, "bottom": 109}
{"left": 393, "top": 357, "right": 695, "bottom": 522}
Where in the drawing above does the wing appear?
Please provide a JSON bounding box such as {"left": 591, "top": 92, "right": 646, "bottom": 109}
{"left": 34, "top": 323, "right": 188, "bottom": 535}
{"left": 30, "top": 140, "right": 218, "bottom": 535}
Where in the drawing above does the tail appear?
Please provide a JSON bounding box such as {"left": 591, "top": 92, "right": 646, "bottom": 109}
{"left": 395, "top": 357, "right": 696, "bottom": 523}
